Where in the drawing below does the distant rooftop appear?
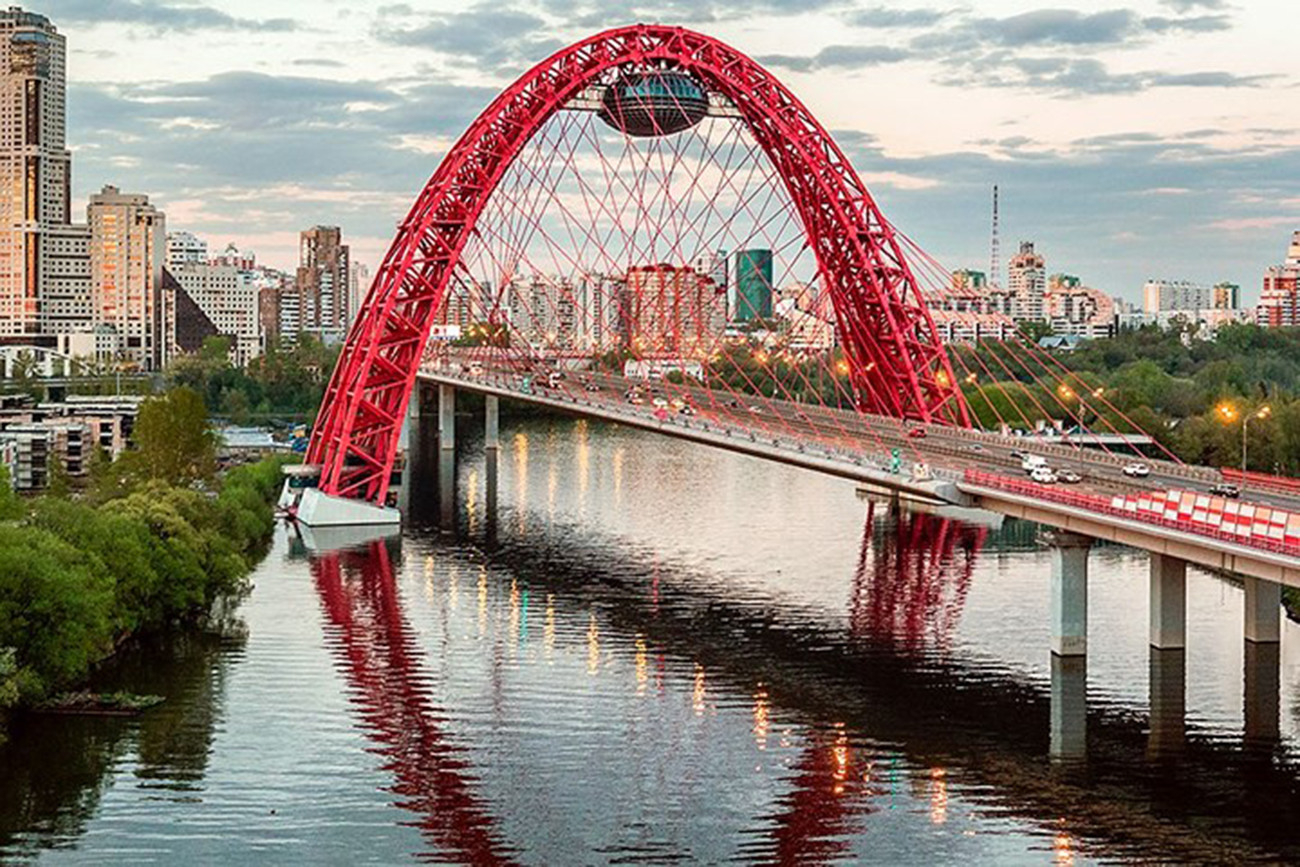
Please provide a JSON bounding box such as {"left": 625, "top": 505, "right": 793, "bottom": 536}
{"left": 0, "top": 7, "right": 53, "bottom": 30}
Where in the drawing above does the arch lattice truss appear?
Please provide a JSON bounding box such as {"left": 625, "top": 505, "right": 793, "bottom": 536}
{"left": 307, "top": 24, "right": 969, "bottom": 503}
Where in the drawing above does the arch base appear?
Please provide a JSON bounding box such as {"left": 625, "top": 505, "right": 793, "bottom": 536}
{"left": 294, "top": 485, "right": 402, "bottom": 527}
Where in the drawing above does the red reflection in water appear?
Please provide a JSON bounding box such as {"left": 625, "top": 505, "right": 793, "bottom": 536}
{"left": 769, "top": 726, "right": 872, "bottom": 864}
{"left": 849, "top": 506, "right": 987, "bottom": 649}
{"left": 312, "top": 542, "right": 517, "bottom": 865}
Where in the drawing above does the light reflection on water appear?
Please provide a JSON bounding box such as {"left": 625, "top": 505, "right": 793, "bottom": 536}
{"left": 3, "top": 415, "right": 1300, "bottom": 863}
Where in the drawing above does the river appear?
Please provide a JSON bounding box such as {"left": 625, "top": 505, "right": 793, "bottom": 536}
{"left": 3, "top": 413, "right": 1300, "bottom": 864}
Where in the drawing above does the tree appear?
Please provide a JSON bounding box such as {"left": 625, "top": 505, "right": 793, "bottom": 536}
{"left": 0, "top": 466, "right": 22, "bottom": 521}
{"left": 1017, "top": 321, "right": 1055, "bottom": 344}
{"left": 129, "top": 387, "right": 218, "bottom": 487}
{"left": 46, "top": 454, "right": 71, "bottom": 499}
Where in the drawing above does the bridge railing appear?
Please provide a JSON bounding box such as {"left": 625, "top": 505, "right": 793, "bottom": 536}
{"left": 964, "top": 469, "right": 1300, "bottom": 557}
{"left": 1221, "top": 468, "right": 1300, "bottom": 497}
{"left": 423, "top": 367, "right": 972, "bottom": 488}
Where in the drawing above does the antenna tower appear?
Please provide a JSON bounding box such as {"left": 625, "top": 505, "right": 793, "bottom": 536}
{"left": 989, "top": 184, "right": 1001, "bottom": 288}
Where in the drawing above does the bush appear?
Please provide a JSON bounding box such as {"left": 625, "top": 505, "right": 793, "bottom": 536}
{"left": 0, "top": 456, "right": 287, "bottom": 707}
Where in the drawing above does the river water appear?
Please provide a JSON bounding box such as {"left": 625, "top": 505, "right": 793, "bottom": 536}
{"left": 4, "top": 414, "right": 1300, "bottom": 864}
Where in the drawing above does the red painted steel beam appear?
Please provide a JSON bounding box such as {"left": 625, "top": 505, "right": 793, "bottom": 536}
{"left": 307, "top": 24, "right": 969, "bottom": 504}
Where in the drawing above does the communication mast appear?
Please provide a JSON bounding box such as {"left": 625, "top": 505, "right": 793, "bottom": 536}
{"left": 989, "top": 184, "right": 1001, "bottom": 288}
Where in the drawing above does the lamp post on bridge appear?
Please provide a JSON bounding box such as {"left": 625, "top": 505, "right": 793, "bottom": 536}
{"left": 1217, "top": 402, "right": 1271, "bottom": 475}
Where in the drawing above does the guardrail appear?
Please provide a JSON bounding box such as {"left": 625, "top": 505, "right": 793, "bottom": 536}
{"left": 965, "top": 469, "right": 1300, "bottom": 557}
{"left": 1222, "top": 468, "right": 1300, "bottom": 497}
{"left": 422, "top": 367, "right": 971, "bottom": 492}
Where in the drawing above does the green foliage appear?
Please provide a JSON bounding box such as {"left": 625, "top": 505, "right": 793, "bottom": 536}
{"left": 0, "top": 525, "right": 115, "bottom": 698}
{"left": 0, "top": 647, "right": 18, "bottom": 710}
{"left": 0, "top": 456, "right": 287, "bottom": 715}
{"left": 0, "top": 466, "right": 22, "bottom": 521}
{"left": 165, "top": 334, "right": 339, "bottom": 422}
{"left": 47, "top": 454, "right": 71, "bottom": 499}
{"left": 956, "top": 324, "right": 1300, "bottom": 473}
{"left": 130, "top": 387, "right": 218, "bottom": 486}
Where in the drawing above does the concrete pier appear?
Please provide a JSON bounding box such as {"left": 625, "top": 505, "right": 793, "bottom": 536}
{"left": 439, "top": 384, "right": 456, "bottom": 451}
{"left": 1147, "top": 647, "right": 1186, "bottom": 759}
{"left": 485, "top": 395, "right": 499, "bottom": 452}
{"left": 1243, "top": 577, "right": 1281, "bottom": 643}
{"left": 1049, "top": 532, "right": 1092, "bottom": 657}
{"left": 1149, "top": 554, "right": 1187, "bottom": 650}
{"left": 1050, "top": 654, "right": 1087, "bottom": 764}
{"left": 1244, "top": 640, "right": 1281, "bottom": 749}
{"left": 438, "top": 448, "right": 455, "bottom": 530}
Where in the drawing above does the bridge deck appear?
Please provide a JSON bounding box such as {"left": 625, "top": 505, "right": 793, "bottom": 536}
{"left": 417, "top": 365, "right": 1300, "bottom": 585}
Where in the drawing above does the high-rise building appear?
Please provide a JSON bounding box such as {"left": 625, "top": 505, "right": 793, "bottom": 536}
{"left": 733, "top": 248, "right": 773, "bottom": 322}
{"left": 166, "top": 231, "right": 207, "bottom": 270}
{"left": 349, "top": 262, "right": 370, "bottom": 324}
{"left": 171, "top": 261, "right": 261, "bottom": 365}
{"left": 1045, "top": 274, "right": 1115, "bottom": 339}
{"left": 87, "top": 185, "right": 166, "bottom": 370}
{"left": 1007, "top": 241, "right": 1045, "bottom": 321}
{"left": 1212, "top": 281, "right": 1241, "bottom": 310}
{"left": 1258, "top": 230, "right": 1300, "bottom": 329}
{"left": 295, "top": 226, "right": 350, "bottom": 338}
{"left": 40, "top": 222, "right": 90, "bottom": 335}
{"left": 1142, "top": 279, "right": 1227, "bottom": 313}
{"left": 0, "top": 8, "right": 74, "bottom": 337}
{"left": 623, "top": 264, "right": 719, "bottom": 357}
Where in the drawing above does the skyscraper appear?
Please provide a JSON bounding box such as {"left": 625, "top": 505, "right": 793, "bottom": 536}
{"left": 295, "top": 226, "right": 350, "bottom": 338}
{"left": 733, "top": 248, "right": 773, "bottom": 322}
{"left": 87, "top": 185, "right": 166, "bottom": 369}
{"left": 166, "top": 230, "right": 208, "bottom": 270}
{"left": 1258, "top": 230, "right": 1300, "bottom": 328}
{"left": 0, "top": 8, "right": 73, "bottom": 337}
{"left": 1007, "top": 241, "right": 1045, "bottom": 322}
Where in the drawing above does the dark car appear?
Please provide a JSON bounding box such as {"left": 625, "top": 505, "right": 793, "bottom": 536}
{"left": 1210, "top": 482, "right": 1241, "bottom": 499}
{"left": 907, "top": 427, "right": 927, "bottom": 439}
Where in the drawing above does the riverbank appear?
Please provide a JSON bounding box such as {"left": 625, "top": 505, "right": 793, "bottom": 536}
{"left": 0, "top": 454, "right": 290, "bottom": 744}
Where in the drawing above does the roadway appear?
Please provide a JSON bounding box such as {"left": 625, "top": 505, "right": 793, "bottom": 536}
{"left": 434, "top": 357, "right": 1300, "bottom": 513}
{"left": 417, "top": 358, "right": 1300, "bottom": 585}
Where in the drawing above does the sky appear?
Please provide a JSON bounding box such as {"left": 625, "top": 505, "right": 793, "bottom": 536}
{"left": 39, "top": 0, "right": 1300, "bottom": 304}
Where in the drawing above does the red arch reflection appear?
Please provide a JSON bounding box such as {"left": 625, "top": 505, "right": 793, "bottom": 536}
{"left": 312, "top": 542, "right": 517, "bottom": 865}
{"left": 849, "top": 506, "right": 987, "bottom": 649}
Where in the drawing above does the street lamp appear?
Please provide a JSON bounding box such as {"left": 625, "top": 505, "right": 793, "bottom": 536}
{"left": 1216, "top": 402, "right": 1270, "bottom": 473}
{"left": 1242, "top": 405, "right": 1271, "bottom": 474}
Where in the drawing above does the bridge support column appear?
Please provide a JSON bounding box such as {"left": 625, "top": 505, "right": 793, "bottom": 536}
{"left": 1149, "top": 554, "right": 1187, "bottom": 650}
{"left": 1244, "top": 640, "right": 1281, "bottom": 749}
{"left": 1243, "top": 577, "right": 1280, "bottom": 644}
{"left": 438, "top": 448, "right": 455, "bottom": 531}
{"left": 1147, "top": 647, "right": 1186, "bottom": 760}
{"left": 1049, "top": 531, "right": 1091, "bottom": 657}
{"left": 1050, "top": 654, "right": 1087, "bottom": 764}
{"left": 438, "top": 384, "right": 456, "bottom": 450}
{"left": 485, "top": 395, "right": 499, "bottom": 452}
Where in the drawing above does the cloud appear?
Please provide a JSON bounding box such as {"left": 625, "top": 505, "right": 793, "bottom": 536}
{"left": 971, "top": 9, "right": 1138, "bottom": 46}
{"left": 933, "top": 51, "right": 1267, "bottom": 98}
{"left": 1161, "top": 0, "right": 1226, "bottom": 10}
{"left": 532, "top": 0, "right": 840, "bottom": 27}
{"left": 375, "top": 5, "right": 546, "bottom": 60}
{"left": 843, "top": 6, "right": 949, "bottom": 28}
{"left": 38, "top": 0, "right": 299, "bottom": 33}
{"left": 756, "top": 44, "right": 911, "bottom": 73}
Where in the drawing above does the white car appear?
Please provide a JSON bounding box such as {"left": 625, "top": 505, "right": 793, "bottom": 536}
{"left": 652, "top": 397, "right": 669, "bottom": 409}
{"left": 1122, "top": 462, "right": 1151, "bottom": 478}
{"left": 1029, "top": 466, "right": 1058, "bottom": 484}
{"left": 1021, "top": 455, "right": 1048, "bottom": 472}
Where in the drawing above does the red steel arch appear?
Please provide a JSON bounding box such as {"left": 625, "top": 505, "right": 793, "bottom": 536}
{"left": 307, "top": 24, "right": 969, "bottom": 504}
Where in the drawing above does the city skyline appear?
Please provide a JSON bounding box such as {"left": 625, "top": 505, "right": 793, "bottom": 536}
{"left": 33, "top": 0, "right": 1299, "bottom": 305}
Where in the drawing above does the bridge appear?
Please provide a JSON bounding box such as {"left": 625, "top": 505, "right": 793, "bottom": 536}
{"left": 283, "top": 23, "right": 1300, "bottom": 761}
